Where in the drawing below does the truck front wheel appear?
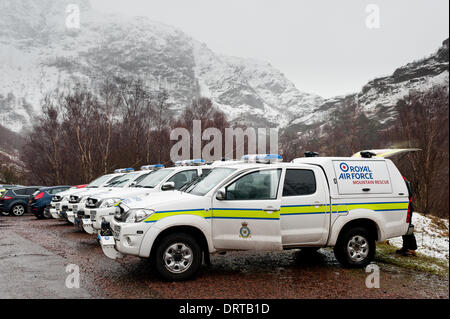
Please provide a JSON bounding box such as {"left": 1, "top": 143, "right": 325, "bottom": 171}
{"left": 334, "top": 227, "right": 375, "bottom": 268}
{"left": 155, "top": 232, "right": 202, "bottom": 281}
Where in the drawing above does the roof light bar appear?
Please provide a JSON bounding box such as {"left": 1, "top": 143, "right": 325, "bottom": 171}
{"left": 114, "top": 168, "right": 135, "bottom": 173}
{"left": 174, "top": 159, "right": 206, "bottom": 166}
{"left": 242, "top": 154, "right": 283, "bottom": 164}
{"left": 140, "top": 164, "right": 165, "bottom": 170}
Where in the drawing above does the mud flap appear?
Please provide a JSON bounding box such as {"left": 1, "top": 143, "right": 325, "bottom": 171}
{"left": 50, "top": 209, "right": 60, "bottom": 219}
{"left": 82, "top": 219, "right": 95, "bottom": 234}
{"left": 100, "top": 236, "right": 123, "bottom": 260}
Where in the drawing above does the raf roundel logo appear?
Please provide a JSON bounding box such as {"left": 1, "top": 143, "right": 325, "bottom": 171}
{"left": 239, "top": 222, "right": 251, "bottom": 238}
{"left": 340, "top": 162, "right": 349, "bottom": 172}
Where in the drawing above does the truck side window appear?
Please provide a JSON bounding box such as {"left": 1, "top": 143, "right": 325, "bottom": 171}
{"left": 282, "top": 169, "right": 316, "bottom": 196}
{"left": 167, "top": 170, "right": 198, "bottom": 190}
{"left": 225, "top": 169, "right": 281, "bottom": 200}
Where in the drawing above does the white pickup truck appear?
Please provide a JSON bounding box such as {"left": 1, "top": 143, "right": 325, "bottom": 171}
{"left": 49, "top": 172, "right": 125, "bottom": 219}
{"left": 100, "top": 154, "right": 413, "bottom": 281}
{"left": 66, "top": 169, "right": 152, "bottom": 226}
{"left": 82, "top": 163, "right": 212, "bottom": 235}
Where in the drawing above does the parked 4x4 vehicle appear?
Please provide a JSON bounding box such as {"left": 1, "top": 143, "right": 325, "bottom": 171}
{"left": 0, "top": 186, "right": 43, "bottom": 216}
{"left": 50, "top": 172, "right": 125, "bottom": 220}
{"left": 100, "top": 154, "right": 413, "bottom": 281}
{"left": 83, "top": 162, "right": 215, "bottom": 235}
{"left": 28, "top": 186, "right": 72, "bottom": 219}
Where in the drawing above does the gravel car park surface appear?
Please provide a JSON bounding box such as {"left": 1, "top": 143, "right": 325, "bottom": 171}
{"left": 0, "top": 215, "right": 448, "bottom": 299}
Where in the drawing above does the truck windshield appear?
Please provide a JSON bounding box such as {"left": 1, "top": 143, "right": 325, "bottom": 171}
{"left": 185, "top": 168, "right": 236, "bottom": 196}
{"left": 87, "top": 174, "right": 118, "bottom": 188}
{"left": 104, "top": 173, "right": 140, "bottom": 188}
{"left": 134, "top": 169, "right": 174, "bottom": 188}
{"left": 179, "top": 169, "right": 212, "bottom": 192}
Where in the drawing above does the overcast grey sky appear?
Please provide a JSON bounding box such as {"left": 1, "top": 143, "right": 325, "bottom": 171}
{"left": 90, "top": 0, "right": 449, "bottom": 98}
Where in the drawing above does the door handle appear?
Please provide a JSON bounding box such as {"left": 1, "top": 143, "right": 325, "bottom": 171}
{"left": 264, "top": 207, "right": 279, "bottom": 213}
{"left": 362, "top": 188, "right": 371, "bottom": 192}
{"left": 313, "top": 201, "right": 323, "bottom": 208}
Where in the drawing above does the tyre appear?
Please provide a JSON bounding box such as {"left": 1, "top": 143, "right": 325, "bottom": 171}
{"left": 10, "top": 204, "right": 26, "bottom": 217}
{"left": 154, "top": 232, "right": 202, "bottom": 281}
{"left": 333, "top": 226, "right": 375, "bottom": 268}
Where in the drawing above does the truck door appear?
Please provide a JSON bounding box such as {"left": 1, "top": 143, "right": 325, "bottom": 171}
{"left": 211, "top": 168, "right": 283, "bottom": 251}
{"left": 280, "top": 167, "right": 330, "bottom": 246}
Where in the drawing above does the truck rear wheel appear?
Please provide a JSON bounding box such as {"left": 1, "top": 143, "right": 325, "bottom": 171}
{"left": 334, "top": 227, "right": 375, "bottom": 268}
{"left": 155, "top": 232, "right": 202, "bottom": 281}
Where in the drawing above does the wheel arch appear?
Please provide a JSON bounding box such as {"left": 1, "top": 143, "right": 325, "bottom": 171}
{"left": 139, "top": 215, "right": 214, "bottom": 262}
{"left": 328, "top": 211, "right": 383, "bottom": 246}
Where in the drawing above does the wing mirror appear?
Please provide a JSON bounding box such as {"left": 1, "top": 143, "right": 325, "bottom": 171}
{"left": 129, "top": 182, "right": 137, "bottom": 187}
{"left": 216, "top": 188, "right": 226, "bottom": 200}
{"left": 161, "top": 182, "right": 175, "bottom": 191}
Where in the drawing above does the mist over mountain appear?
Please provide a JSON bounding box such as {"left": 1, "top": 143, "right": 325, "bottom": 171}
{"left": 0, "top": 0, "right": 448, "bottom": 137}
{"left": 286, "top": 39, "right": 449, "bottom": 133}
{"left": 0, "top": 0, "right": 323, "bottom": 133}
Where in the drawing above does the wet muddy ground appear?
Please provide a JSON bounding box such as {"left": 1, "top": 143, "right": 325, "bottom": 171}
{"left": 0, "top": 215, "right": 448, "bottom": 299}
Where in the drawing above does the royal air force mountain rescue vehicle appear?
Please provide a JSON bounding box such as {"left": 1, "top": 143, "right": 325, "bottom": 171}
{"left": 49, "top": 172, "right": 127, "bottom": 219}
{"left": 81, "top": 160, "right": 234, "bottom": 235}
{"left": 65, "top": 168, "right": 152, "bottom": 226}
{"left": 91, "top": 152, "right": 415, "bottom": 281}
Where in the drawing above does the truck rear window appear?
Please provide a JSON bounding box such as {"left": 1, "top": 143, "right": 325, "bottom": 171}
{"left": 333, "top": 160, "right": 393, "bottom": 195}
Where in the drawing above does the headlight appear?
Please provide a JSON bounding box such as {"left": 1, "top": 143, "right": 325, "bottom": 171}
{"left": 99, "top": 198, "right": 122, "bottom": 208}
{"left": 125, "top": 209, "right": 155, "bottom": 223}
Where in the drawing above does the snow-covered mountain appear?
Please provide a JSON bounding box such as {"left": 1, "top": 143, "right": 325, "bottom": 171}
{"left": 287, "top": 38, "right": 449, "bottom": 132}
{"left": 0, "top": 0, "right": 323, "bottom": 133}
{"left": 1, "top": 0, "right": 448, "bottom": 136}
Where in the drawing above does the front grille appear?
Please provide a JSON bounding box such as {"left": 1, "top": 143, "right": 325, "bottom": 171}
{"left": 69, "top": 195, "right": 81, "bottom": 204}
{"left": 85, "top": 198, "right": 99, "bottom": 209}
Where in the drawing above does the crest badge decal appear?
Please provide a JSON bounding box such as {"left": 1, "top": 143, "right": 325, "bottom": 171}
{"left": 239, "top": 222, "right": 251, "bottom": 238}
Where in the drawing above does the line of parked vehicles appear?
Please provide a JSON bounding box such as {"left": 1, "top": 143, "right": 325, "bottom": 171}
{"left": 0, "top": 150, "right": 415, "bottom": 281}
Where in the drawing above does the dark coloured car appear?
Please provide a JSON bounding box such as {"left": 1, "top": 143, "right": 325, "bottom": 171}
{"left": 28, "top": 186, "right": 72, "bottom": 219}
{"left": 0, "top": 186, "right": 42, "bottom": 216}
{"left": 0, "top": 184, "right": 20, "bottom": 197}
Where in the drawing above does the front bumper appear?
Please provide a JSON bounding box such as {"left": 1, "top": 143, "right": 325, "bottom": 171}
{"left": 81, "top": 218, "right": 95, "bottom": 234}
{"left": 100, "top": 219, "right": 148, "bottom": 259}
{"left": 67, "top": 211, "right": 76, "bottom": 224}
{"left": 100, "top": 236, "right": 124, "bottom": 260}
{"left": 50, "top": 208, "right": 59, "bottom": 219}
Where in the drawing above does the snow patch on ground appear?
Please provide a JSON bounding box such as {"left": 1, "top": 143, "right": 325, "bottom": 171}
{"left": 389, "top": 213, "right": 449, "bottom": 262}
